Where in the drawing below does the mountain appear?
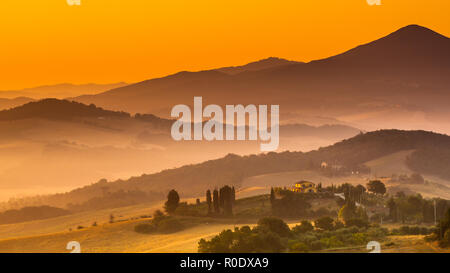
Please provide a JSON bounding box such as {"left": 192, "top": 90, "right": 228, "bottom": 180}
{"left": 6, "top": 129, "right": 450, "bottom": 210}
{"left": 72, "top": 25, "right": 450, "bottom": 134}
{"left": 0, "top": 82, "right": 129, "bottom": 100}
{"left": 0, "top": 97, "right": 34, "bottom": 111}
{"left": 215, "top": 57, "right": 300, "bottom": 75}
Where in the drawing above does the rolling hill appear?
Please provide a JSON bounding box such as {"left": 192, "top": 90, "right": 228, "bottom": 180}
{"left": 6, "top": 129, "right": 450, "bottom": 212}
{"left": 72, "top": 25, "right": 450, "bottom": 133}
{"left": 0, "top": 99, "right": 359, "bottom": 204}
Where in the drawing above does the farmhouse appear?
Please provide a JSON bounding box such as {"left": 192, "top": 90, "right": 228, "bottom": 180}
{"left": 292, "top": 181, "right": 317, "bottom": 193}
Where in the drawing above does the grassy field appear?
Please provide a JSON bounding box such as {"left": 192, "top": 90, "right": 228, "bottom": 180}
{"left": 0, "top": 216, "right": 258, "bottom": 253}
{"left": 0, "top": 200, "right": 165, "bottom": 240}
{"left": 1, "top": 215, "right": 448, "bottom": 253}
{"left": 1, "top": 148, "right": 450, "bottom": 253}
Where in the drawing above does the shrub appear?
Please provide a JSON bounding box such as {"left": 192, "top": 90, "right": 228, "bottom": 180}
{"left": 345, "top": 218, "right": 369, "bottom": 228}
{"left": 310, "top": 240, "right": 324, "bottom": 251}
{"left": 440, "top": 230, "right": 450, "bottom": 247}
{"left": 198, "top": 227, "right": 286, "bottom": 253}
{"left": 393, "top": 225, "right": 433, "bottom": 235}
{"left": 174, "top": 204, "right": 201, "bottom": 217}
{"left": 289, "top": 242, "right": 309, "bottom": 252}
{"left": 292, "top": 220, "right": 314, "bottom": 234}
{"left": 314, "top": 217, "right": 335, "bottom": 231}
{"left": 334, "top": 220, "right": 345, "bottom": 230}
{"left": 256, "top": 217, "right": 291, "bottom": 237}
{"left": 157, "top": 218, "right": 184, "bottom": 234}
{"left": 134, "top": 223, "right": 156, "bottom": 234}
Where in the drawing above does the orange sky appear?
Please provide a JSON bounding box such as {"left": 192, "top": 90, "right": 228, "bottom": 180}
{"left": 0, "top": 0, "right": 449, "bottom": 90}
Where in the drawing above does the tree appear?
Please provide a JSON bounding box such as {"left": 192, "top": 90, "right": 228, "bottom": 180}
{"left": 387, "top": 197, "right": 398, "bottom": 222}
{"left": 436, "top": 208, "right": 450, "bottom": 247}
{"left": 219, "top": 187, "right": 225, "bottom": 209}
{"left": 213, "top": 189, "right": 220, "bottom": 214}
{"left": 338, "top": 202, "right": 357, "bottom": 222}
{"left": 221, "top": 185, "right": 234, "bottom": 216}
{"left": 292, "top": 220, "right": 314, "bottom": 233}
{"left": 206, "top": 190, "right": 212, "bottom": 214}
{"left": 355, "top": 184, "right": 366, "bottom": 194}
{"left": 367, "top": 180, "right": 386, "bottom": 195}
{"left": 314, "top": 217, "right": 334, "bottom": 231}
{"left": 231, "top": 187, "right": 236, "bottom": 204}
{"left": 164, "top": 189, "right": 180, "bottom": 214}
{"left": 257, "top": 217, "right": 291, "bottom": 237}
{"left": 270, "top": 187, "right": 275, "bottom": 206}
{"left": 422, "top": 201, "right": 434, "bottom": 223}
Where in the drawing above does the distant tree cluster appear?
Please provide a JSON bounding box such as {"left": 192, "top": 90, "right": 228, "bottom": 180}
{"left": 134, "top": 210, "right": 184, "bottom": 234}
{"left": 198, "top": 216, "right": 388, "bottom": 253}
{"left": 386, "top": 193, "right": 449, "bottom": 224}
{"left": 206, "top": 186, "right": 235, "bottom": 217}
{"left": 270, "top": 188, "right": 311, "bottom": 217}
{"left": 426, "top": 208, "right": 450, "bottom": 247}
{"left": 366, "top": 180, "right": 386, "bottom": 195}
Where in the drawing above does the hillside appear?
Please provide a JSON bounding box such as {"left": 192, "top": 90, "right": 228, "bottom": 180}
{"left": 73, "top": 25, "right": 450, "bottom": 134}
{"left": 0, "top": 99, "right": 131, "bottom": 121}
{"left": 8, "top": 129, "right": 449, "bottom": 211}
{"left": 0, "top": 99, "right": 359, "bottom": 204}
{"left": 100, "top": 130, "right": 450, "bottom": 195}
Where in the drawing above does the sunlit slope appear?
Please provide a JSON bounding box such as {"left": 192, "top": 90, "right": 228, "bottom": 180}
{"left": 240, "top": 150, "right": 450, "bottom": 199}
{"left": 0, "top": 201, "right": 163, "bottom": 240}
{"left": 0, "top": 217, "right": 254, "bottom": 253}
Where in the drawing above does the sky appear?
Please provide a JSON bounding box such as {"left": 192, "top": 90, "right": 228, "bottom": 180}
{"left": 0, "top": 0, "right": 449, "bottom": 90}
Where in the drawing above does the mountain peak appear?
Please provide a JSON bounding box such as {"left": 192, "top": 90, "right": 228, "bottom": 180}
{"left": 385, "top": 24, "right": 448, "bottom": 41}
{"left": 311, "top": 24, "right": 449, "bottom": 67}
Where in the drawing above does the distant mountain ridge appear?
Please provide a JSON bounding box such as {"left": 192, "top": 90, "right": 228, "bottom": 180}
{"left": 0, "top": 82, "right": 129, "bottom": 100}
{"left": 215, "top": 57, "right": 300, "bottom": 75}
{"left": 0, "top": 98, "right": 360, "bottom": 137}
{"left": 71, "top": 25, "right": 450, "bottom": 134}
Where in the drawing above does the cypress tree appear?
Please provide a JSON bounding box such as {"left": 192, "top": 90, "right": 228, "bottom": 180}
{"left": 213, "top": 189, "right": 220, "bottom": 214}
{"left": 206, "top": 190, "right": 212, "bottom": 214}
